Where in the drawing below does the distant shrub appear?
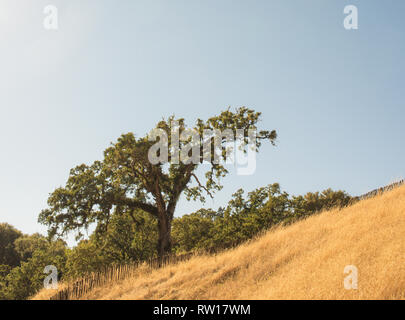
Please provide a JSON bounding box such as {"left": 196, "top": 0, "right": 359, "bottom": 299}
{"left": 172, "top": 184, "right": 352, "bottom": 253}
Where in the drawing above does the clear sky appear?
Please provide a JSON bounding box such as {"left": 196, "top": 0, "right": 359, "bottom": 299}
{"left": 1, "top": 0, "right": 404, "bottom": 243}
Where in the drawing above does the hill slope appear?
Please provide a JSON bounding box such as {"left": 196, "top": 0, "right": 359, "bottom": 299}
{"left": 37, "top": 185, "right": 405, "bottom": 300}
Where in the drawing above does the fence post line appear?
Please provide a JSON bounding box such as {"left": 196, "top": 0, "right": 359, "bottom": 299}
{"left": 49, "top": 252, "right": 194, "bottom": 300}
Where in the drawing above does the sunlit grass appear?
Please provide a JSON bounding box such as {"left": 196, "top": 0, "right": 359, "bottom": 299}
{"left": 34, "top": 185, "right": 405, "bottom": 300}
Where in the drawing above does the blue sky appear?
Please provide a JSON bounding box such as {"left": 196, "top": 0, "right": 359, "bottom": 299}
{"left": 1, "top": 0, "right": 404, "bottom": 242}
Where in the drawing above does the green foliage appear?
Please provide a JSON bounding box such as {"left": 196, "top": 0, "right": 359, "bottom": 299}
{"left": 0, "top": 265, "right": 12, "bottom": 300}
{"left": 172, "top": 209, "right": 217, "bottom": 252}
{"left": 0, "top": 211, "right": 159, "bottom": 299}
{"left": 64, "top": 240, "right": 107, "bottom": 279}
{"left": 0, "top": 223, "right": 23, "bottom": 268}
{"left": 39, "top": 107, "right": 276, "bottom": 257}
{"left": 173, "top": 185, "right": 352, "bottom": 253}
{"left": 0, "top": 222, "right": 68, "bottom": 300}
{"left": 65, "top": 210, "right": 158, "bottom": 279}
{"left": 0, "top": 183, "right": 351, "bottom": 300}
{"left": 0, "top": 108, "right": 356, "bottom": 300}
{"left": 94, "top": 209, "right": 158, "bottom": 264}
{"left": 14, "top": 233, "right": 48, "bottom": 262}
{"left": 2, "top": 240, "right": 67, "bottom": 300}
{"left": 288, "top": 189, "right": 352, "bottom": 223}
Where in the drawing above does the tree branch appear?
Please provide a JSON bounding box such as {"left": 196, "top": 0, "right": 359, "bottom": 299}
{"left": 191, "top": 173, "right": 213, "bottom": 199}
{"left": 115, "top": 196, "right": 158, "bottom": 218}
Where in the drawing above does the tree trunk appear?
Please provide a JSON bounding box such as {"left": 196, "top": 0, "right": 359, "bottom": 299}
{"left": 157, "top": 211, "right": 172, "bottom": 259}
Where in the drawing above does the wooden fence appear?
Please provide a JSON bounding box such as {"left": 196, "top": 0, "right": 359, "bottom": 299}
{"left": 49, "top": 179, "right": 405, "bottom": 300}
{"left": 49, "top": 252, "right": 193, "bottom": 300}
{"left": 354, "top": 179, "right": 405, "bottom": 201}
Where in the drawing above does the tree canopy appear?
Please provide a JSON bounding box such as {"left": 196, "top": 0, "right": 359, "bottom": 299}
{"left": 39, "top": 107, "right": 277, "bottom": 256}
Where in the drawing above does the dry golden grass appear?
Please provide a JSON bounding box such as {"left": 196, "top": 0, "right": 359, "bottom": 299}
{"left": 31, "top": 282, "right": 68, "bottom": 300}
{"left": 34, "top": 185, "right": 405, "bottom": 300}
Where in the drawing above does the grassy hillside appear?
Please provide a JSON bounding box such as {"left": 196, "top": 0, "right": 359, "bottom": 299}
{"left": 35, "top": 185, "right": 405, "bottom": 300}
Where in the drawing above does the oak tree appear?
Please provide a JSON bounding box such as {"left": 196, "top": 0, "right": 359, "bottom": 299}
{"left": 39, "top": 107, "right": 277, "bottom": 257}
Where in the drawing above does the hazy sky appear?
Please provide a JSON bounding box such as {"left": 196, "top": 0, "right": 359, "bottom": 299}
{"left": 1, "top": 0, "right": 404, "bottom": 242}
